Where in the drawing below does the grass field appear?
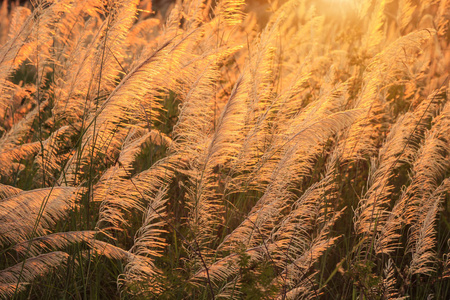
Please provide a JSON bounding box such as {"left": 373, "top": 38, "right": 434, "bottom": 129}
{"left": 0, "top": 0, "right": 449, "bottom": 299}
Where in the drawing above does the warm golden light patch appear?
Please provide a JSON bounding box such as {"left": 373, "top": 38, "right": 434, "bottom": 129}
{"left": 322, "top": 0, "right": 359, "bottom": 9}
{"left": 322, "top": 0, "right": 356, "bottom": 4}
{"left": 317, "top": 0, "right": 361, "bottom": 19}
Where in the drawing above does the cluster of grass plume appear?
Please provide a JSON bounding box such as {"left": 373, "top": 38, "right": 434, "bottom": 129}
{"left": 0, "top": 0, "right": 449, "bottom": 299}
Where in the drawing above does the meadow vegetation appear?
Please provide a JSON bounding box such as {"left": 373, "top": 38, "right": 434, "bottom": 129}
{"left": 0, "top": 0, "right": 449, "bottom": 298}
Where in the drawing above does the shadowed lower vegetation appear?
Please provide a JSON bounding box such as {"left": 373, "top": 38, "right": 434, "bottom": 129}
{"left": 0, "top": 0, "right": 449, "bottom": 299}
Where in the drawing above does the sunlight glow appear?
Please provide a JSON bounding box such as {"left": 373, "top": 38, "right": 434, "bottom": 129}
{"left": 319, "top": 0, "right": 361, "bottom": 18}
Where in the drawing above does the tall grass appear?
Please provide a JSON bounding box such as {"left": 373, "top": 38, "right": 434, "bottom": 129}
{"left": 0, "top": 0, "right": 449, "bottom": 299}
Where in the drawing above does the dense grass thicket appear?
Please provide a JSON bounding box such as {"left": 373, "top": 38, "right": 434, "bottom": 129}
{"left": 0, "top": 0, "right": 449, "bottom": 298}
